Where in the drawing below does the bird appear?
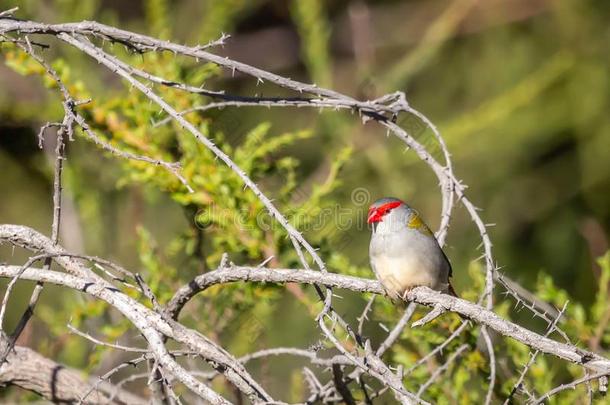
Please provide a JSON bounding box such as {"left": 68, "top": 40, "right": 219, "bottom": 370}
{"left": 367, "top": 197, "right": 457, "bottom": 300}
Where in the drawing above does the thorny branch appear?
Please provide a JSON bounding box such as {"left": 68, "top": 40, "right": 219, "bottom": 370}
{"left": 0, "top": 10, "right": 606, "bottom": 403}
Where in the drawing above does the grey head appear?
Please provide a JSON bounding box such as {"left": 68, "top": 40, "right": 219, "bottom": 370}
{"left": 367, "top": 197, "right": 413, "bottom": 233}
{"left": 369, "top": 197, "right": 403, "bottom": 209}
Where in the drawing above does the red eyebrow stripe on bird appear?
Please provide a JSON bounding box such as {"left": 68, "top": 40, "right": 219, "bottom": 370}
{"left": 376, "top": 201, "right": 402, "bottom": 214}
{"left": 367, "top": 201, "right": 403, "bottom": 224}
{"left": 369, "top": 201, "right": 402, "bottom": 217}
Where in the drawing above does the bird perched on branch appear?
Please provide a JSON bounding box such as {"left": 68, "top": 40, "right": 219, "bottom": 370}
{"left": 368, "top": 197, "right": 457, "bottom": 300}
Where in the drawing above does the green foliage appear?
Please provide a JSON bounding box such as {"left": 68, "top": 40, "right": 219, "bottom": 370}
{"left": 53, "top": 0, "right": 100, "bottom": 21}
{"left": 2, "top": 26, "right": 356, "bottom": 387}
{"left": 198, "top": 0, "right": 262, "bottom": 43}
{"left": 346, "top": 255, "right": 610, "bottom": 403}
{"left": 145, "top": 0, "right": 171, "bottom": 39}
{"left": 290, "top": 0, "right": 332, "bottom": 87}
{"left": 1, "top": 0, "right": 610, "bottom": 402}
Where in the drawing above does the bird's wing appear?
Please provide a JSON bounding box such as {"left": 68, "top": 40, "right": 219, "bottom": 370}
{"left": 441, "top": 247, "right": 453, "bottom": 278}
{"left": 407, "top": 211, "right": 452, "bottom": 278}
{"left": 406, "top": 211, "right": 434, "bottom": 237}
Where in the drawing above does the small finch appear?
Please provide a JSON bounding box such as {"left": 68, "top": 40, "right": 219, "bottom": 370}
{"left": 368, "top": 197, "right": 457, "bottom": 300}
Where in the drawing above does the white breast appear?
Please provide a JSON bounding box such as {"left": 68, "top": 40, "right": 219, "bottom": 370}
{"left": 370, "top": 225, "right": 449, "bottom": 299}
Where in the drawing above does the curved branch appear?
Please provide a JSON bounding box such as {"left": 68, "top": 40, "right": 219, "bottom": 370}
{"left": 3, "top": 261, "right": 608, "bottom": 375}
{"left": 165, "top": 265, "right": 381, "bottom": 318}
{"left": 165, "top": 266, "right": 610, "bottom": 374}
{"left": 0, "top": 13, "right": 588, "bottom": 402}
{"left": 0, "top": 225, "right": 270, "bottom": 404}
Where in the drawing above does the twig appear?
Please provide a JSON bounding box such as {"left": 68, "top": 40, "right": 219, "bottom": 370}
{"left": 0, "top": 227, "right": 271, "bottom": 404}
{"left": 0, "top": 7, "right": 18, "bottom": 18}
{"left": 331, "top": 364, "right": 356, "bottom": 405}
{"left": 416, "top": 344, "right": 469, "bottom": 398}
{"left": 73, "top": 112, "right": 193, "bottom": 193}
{"left": 67, "top": 323, "right": 148, "bottom": 353}
{"left": 79, "top": 350, "right": 194, "bottom": 404}
{"left": 411, "top": 304, "right": 444, "bottom": 328}
{"left": 531, "top": 371, "right": 610, "bottom": 404}
{"left": 403, "top": 320, "right": 470, "bottom": 377}
{"left": 0, "top": 59, "right": 69, "bottom": 360}
{"left": 0, "top": 14, "right": 594, "bottom": 403}
{"left": 376, "top": 302, "right": 417, "bottom": 356}
{"left": 505, "top": 302, "right": 569, "bottom": 403}
{"left": 357, "top": 295, "right": 376, "bottom": 336}
{"left": 480, "top": 327, "right": 496, "bottom": 405}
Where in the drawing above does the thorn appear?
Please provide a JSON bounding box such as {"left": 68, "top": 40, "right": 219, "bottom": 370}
{"left": 412, "top": 304, "right": 445, "bottom": 327}
{"left": 257, "top": 256, "right": 274, "bottom": 268}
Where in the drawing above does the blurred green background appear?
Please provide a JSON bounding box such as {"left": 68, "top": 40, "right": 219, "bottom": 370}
{"left": 1, "top": 0, "right": 610, "bottom": 402}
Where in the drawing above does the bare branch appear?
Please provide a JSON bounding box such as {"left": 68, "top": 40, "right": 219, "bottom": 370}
{"left": 0, "top": 13, "right": 597, "bottom": 403}
{"left": 0, "top": 226, "right": 271, "bottom": 404}
{"left": 67, "top": 323, "right": 148, "bottom": 353}
{"left": 505, "top": 302, "right": 570, "bottom": 403}
{"left": 532, "top": 371, "right": 610, "bottom": 404}
{"left": 403, "top": 319, "right": 470, "bottom": 377}
{"left": 416, "top": 344, "right": 469, "bottom": 398}
{"left": 376, "top": 303, "right": 417, "bottom": 356}
{"left": 0, "top": 335, "right": 146, "bottom": 404}
{"left": 480, "top": 327, "right": 496, "bottom": 405}
{"left": 2, "top": 260, "right": 610, "bottom": 376}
